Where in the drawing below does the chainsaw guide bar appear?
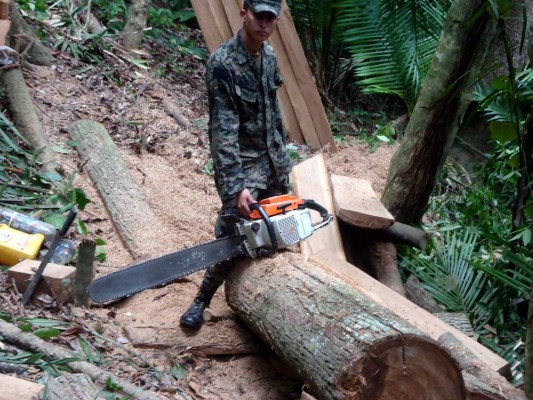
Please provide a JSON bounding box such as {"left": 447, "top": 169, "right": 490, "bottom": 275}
{"left": 88, "top": 235, "right": 244, "bottom": 303}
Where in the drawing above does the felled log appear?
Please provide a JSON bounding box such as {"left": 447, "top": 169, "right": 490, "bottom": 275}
{"left": 46, "top": 373, "right": 101, "bottom": 400}
{"left": 225, "top": 252, "right": 465, "bottom": 400}
{"left": 438, "top": 333, "right": 526, "bottom": 400}
{"left": 68, "top": 119, "right": 167, "bottom": 260}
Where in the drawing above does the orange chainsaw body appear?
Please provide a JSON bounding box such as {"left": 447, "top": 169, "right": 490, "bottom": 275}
{"left": 248, "top": 194, "right": 304, "bottom": 220}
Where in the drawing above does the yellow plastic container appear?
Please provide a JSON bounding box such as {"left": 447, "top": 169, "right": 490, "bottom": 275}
{"left": 0, "top": 224, "right": 45, "bottom": 266}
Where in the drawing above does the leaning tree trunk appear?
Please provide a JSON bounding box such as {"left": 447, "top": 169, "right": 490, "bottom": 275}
{"left": 7, "top": 0, "right": 54, "bottom": 65}
{"left": 225, "top": 253, "right": 466, "bottom": 400}
{"left": 381, "top": 0, "right": 497, "bottom": 224}
{"left": 525, "top": 285, "right": 533, "bottom": 400}
{"left": 122, "top": 0, "right": 150, "bottom": 49}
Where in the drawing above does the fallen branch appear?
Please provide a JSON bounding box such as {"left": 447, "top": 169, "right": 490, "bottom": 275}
{"left": 0, "top": 318, "right": 188, "bottom": 400}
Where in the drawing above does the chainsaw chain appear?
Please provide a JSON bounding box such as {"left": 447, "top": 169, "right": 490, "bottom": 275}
{"left": 88, "top": 236, "right": 243, "bottom": 303}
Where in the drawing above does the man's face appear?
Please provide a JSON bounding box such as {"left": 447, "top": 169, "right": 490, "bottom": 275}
{"left": 242, "top": 9, "right": 279, "bottom": 43}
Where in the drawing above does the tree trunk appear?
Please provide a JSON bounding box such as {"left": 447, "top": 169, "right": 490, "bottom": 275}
{"left": 525, "top": 285, "right": 533, "bottom": 400}
{"left": 122, "top": 0, "right": 150, "bottom": 49}
{"left": 68, "top": 119, "right": 166, "bottom": 260}
{"left": 0, "top": 64, "right": 57, "bottom": 173}
{"left": 225, "top": 253, "right": 465, "bottom": 400}
{"left": 7, "top": 0, "right": 54, "bottom": 65}
{"left": 381, "top": 0, "right": 497, "bottom": 224}
{"left": 0, "top": 0, "right": 9, "bottom": 45}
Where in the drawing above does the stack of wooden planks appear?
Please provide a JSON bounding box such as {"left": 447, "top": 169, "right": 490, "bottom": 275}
{"left": 190, "top": 0, "right": 335, "bottom": 150}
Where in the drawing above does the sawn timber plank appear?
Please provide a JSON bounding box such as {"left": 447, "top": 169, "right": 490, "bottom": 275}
{"left": 291, "top": 154, "right": 346, "bottom": 260}
{"left": 331, "top": 174, "right": 395, "bottom": 229}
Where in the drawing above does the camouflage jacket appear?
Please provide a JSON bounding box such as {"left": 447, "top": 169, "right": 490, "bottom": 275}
{"left": 206, "top": 30, "right": 292, "bottom": 203}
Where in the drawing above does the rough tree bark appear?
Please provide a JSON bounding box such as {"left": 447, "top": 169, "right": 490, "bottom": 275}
{"left": 122, "top": 0, "right": 150, "bottom": 49}
{"left": 7, "top": 0, "right": 54, "bottom": 65}
{"left": 381, "top": 0, "right": 497, "bottom": 223}
{"left": 525, "top": 285, "right": 533, "bottom": 400}
{"left": 225, "top": 253, "right": 466, "bottom": 400}
{"left": 438, "top": 332, "right": 526, "bottom": 400}
{"left": 68, "top": 119, "right": 168, "bottom": 260}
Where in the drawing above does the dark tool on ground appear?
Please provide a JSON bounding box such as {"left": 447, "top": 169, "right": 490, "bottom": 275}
{"left": 21, "top": 207, "right": 77, "bottom": 306}
{"left": 88, "top": 195, "right": 333, "bottom": 304}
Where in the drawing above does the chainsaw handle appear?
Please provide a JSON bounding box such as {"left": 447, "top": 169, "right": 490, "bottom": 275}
{"left": 303, "top": 199, "right": 331, "bottom": 221}
{"left": 249, "top": 202, "right": 278, "bottom": 256}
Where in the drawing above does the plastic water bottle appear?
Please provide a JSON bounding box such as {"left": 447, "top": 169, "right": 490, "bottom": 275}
{"left": 0, "top": 207, "right": 56, "bottom": 244}
{"left": 49, "top": 239, "right": 77, "bottom": 265}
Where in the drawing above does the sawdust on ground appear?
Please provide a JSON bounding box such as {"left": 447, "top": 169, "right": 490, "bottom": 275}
{"left": 16, "top": 42, "right": 397, "bottom": 399}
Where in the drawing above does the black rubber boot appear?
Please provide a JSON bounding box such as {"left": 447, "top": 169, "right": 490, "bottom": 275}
{"left": 179, "top": 261, "right": 230, "bottom": 330}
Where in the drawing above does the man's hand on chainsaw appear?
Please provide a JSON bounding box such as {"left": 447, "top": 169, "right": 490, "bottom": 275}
{"left": 235, "top": 189, "right": 257, "bottom": 216}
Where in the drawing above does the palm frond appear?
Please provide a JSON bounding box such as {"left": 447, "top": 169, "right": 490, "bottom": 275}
{"left": 400, "top": 229, "right": 497, "bottom": 329}
{"left": 335, "top": 0, "right": 452, "bottom": 111}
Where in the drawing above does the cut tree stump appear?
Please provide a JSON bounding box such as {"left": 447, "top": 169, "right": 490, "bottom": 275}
{"left": 68, "top": 119, "right": 168, "bottom": 260}
{"left": 225, "top": 252, "right": 465, "bottom": 400}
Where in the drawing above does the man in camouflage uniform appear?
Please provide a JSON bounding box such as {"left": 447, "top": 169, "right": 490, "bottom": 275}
{"left": 180, "top": 0, "right": 292, "bottom": 330}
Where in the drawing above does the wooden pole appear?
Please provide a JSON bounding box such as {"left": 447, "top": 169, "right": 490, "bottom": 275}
{"left": 74, "top": 238, "right": 96, "bottom": 307}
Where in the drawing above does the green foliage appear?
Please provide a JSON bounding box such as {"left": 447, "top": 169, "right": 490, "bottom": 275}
{"left": 359, "top": 123, "right": 396, "bottom": 153}
{"left": 0, "top": 113, "right": 105, "bottom": 259}
{"left": 400, "top": 228, "right": 530, "bottom": 383}
{"left": 202, "top": 158, "right": 214, "bottom": 176}
{"left": 401, "top": 230, "right": 498, "bottom": 329}
{"left": 335, "top": 0, "right": 452, "bottom": 111}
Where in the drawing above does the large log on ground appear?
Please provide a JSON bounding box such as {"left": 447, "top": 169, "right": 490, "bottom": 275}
{"left": 225, "top": 252, "right": 465, "bottom": 400}
{"left": 68, "top": 119, "right": 167, "bottom": 259}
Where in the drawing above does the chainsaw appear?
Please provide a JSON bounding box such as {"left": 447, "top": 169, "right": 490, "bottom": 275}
{"left": 88, "top": 195, "right": 333, "bottom": 304}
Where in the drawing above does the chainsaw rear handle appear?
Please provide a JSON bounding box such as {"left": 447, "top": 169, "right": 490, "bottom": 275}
{"left": 249, "top": 202, "right": 278, "bottom": 257}
{"left": 302, "top": 199, "right": 334, "bottom": 229}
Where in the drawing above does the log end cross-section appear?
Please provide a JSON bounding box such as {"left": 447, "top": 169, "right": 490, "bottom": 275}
{"left": 338, "top": 335, "right": 465, "bottom": 399}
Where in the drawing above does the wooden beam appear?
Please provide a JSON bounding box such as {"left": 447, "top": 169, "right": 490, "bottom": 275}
{"left": 269, "top": 27, "right": 321, "bottom": 148}
{"left": 331, "top": 174, "right": 394, "bottom": 229}
{"left": 291, "top": 154, "right": 345, "bottom": 260}
{"left": 278, "top": 1, "right": 335, "bottom": 150}
{"left": 309, "top": 250, "right": 510, "bottom": 375}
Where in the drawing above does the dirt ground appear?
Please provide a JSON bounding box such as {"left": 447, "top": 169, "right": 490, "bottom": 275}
{"left": 5, "top": 34, "right": 396, "bottom": 399}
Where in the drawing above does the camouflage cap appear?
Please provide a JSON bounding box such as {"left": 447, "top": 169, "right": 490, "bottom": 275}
{"left": 244, "top": 0, "right": 282, "bottom": 17}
